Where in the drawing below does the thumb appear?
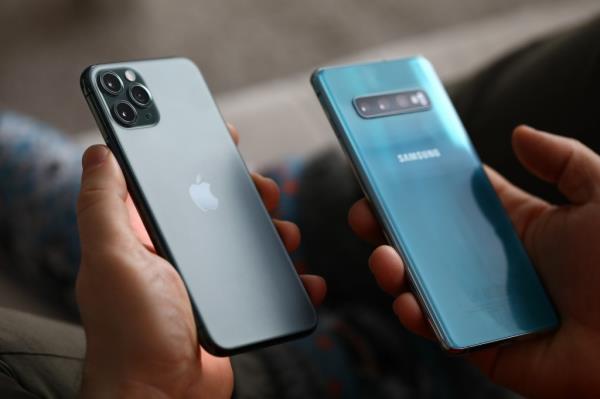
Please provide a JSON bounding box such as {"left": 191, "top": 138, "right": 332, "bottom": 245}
{"left": 512, "top": 125, "right": 600, "bottom": 204}
{"left": 77, "top": 145, "right": 136, "bottom": 255}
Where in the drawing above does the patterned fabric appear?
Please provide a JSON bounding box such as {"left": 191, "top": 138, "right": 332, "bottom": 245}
{"left": 0, "top": 111, "right": 516, "bottom": 398}
{"left": 0, "top": 111, "right": 82, "bottom": 312}
{"left": 260, "top": 158, "right": 309, "bottom": 274}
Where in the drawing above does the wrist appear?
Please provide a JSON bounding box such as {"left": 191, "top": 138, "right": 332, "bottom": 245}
{"left": 80, "top": 380, "right": 171, "bottom": 399}
{"left": 79, "top": 356, "right": 175, "bottom": 399}
{"left": 79, "top": 351, "right": 208, "bottom": 399}
{"left": 79, "top": 365, "right": 174, "bottom": 399}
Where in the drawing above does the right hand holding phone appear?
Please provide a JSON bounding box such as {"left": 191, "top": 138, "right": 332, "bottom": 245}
{"left": 349, "top": 125, "right": 600, "bottom": 398}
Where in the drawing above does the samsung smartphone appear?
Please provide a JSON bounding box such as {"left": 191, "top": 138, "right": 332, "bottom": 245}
{"left": 311, "top": 56, "right": 558, "bottom": 352}
{"left": 80, "top": 57, "right": 316, "bottom": 356}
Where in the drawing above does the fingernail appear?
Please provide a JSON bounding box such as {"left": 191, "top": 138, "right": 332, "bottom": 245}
{"left": 518, "top": 124, "right": 537, "bottom": 132}
{"left": 82, "top": 145, "right": 109, "bottom": 170}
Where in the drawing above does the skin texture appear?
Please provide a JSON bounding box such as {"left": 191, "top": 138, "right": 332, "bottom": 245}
{"left": 76, "top": 126, "right": 326, "bottom": 398}
{"left": 348, "top": 125, "right": 600, "bottom": 398}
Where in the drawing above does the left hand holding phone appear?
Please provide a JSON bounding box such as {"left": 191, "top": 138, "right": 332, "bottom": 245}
{"left": 76, "top": 126, "right": 326, "bottom": 398}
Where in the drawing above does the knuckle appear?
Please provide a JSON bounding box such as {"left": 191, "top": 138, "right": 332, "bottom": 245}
{"left": 79, "top": 243, "right": 154, "bottom": 287}
{"left": 77, "top": 187, "right": 124, "bottom": 218}
{"left": 76, "top": 189, "right": 105, "bottom": 215}
{"left": 567, "top": 137, "right": 584, "bottom": 149}
{"left": 80, "top": 246, "right": 124, "bottom": 270}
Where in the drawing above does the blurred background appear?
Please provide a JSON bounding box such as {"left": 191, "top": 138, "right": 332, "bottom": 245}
{"left": 2, "top": 0, "right": 600, "bottom": 167}
{"left": 1, "top": 0, "right": 600, "bottom": 318}
{"left": 0, "top": 0, "right": 572, "bottom": 132}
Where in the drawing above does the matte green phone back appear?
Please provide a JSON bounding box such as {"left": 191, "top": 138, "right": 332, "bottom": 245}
{"left": 312, "top": 57, "right": 558, "bottom": 351}
{"left": 82, "top": 58, "right": 316, "bottom": 355}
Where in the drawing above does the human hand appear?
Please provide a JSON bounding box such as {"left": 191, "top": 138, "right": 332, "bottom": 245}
{"left": 348, "top": 125, "right": 600, "bottom": 398}
{"left": 76, "top": 126, "right": 326, "bottom": 398}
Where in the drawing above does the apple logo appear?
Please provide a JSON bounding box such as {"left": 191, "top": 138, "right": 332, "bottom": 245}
{"left": 188, "top": 174, "right": 219, "bottom": 212}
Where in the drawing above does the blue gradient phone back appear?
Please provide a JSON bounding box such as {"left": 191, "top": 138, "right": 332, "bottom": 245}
{"left": 312, "top": 57, "right": 558, "bottom": 351}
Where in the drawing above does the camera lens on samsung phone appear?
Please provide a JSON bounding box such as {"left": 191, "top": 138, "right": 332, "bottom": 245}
{"left": 113, "top": 101, "right": 137, "bottom": 125}
{"left": 100, "top": 72, "right": 123, "bottom": 95}
{"left": 357, "top": 100, "right": 371, "bottom": 114}
{"left": 129, "top": 84, "right": 152, "bottom": 107}
{"left": 377, "top": 98, "right": 391, "bottom": 111}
